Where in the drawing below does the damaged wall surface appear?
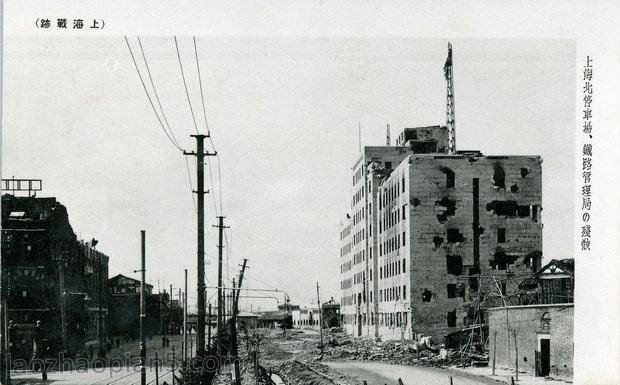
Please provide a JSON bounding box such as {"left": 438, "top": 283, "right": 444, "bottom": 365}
{"left": 339, "top": 127, "right": 543, "bottom": 344}
{"left": 407, "top": 155, "right": 543, "bottom": 341}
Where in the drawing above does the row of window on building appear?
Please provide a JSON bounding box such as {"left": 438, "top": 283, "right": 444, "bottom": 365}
{"left": 379, "top": 285, "right": 407, "bottom": 303}
{"left": 380, "top": 258, "right": 406, "bottom": 279}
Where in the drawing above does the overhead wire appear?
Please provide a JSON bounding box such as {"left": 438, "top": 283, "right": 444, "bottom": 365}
{"left": 174, "top": 36, "right": 200, "bottom": 135}
{"left": 193, "top": 37, "right": 225, "bottom": 217}
{"left": 137, "top": 36, "right": 182, "bottom": 149}
{"left": 124, "top": 36, "right": 182, "bottom": 152}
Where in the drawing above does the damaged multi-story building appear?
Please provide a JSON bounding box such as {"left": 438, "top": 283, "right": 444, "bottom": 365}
{"left": 339, "top": 125, "right": 543, "bottom": 342}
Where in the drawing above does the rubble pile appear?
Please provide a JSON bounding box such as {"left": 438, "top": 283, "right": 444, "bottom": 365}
{"left": 320, "top": 330, "right": 488, "bottom": 369}
{"left": 273, "top": 360, "right": 363, "bottom": 385}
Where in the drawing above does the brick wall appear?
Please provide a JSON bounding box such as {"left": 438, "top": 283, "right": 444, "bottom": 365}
{"left": 488, "top": 305, "right": 573, "bottom": 381}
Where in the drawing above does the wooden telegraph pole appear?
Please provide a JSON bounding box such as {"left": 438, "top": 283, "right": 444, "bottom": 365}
{"left": 183, "top": 269, "right": 188, "bottom": 364}
{"left": 316, "top": 282, "right": 324, "bottom": 355}
{"left": 231, "top": 259, "right": 247, "bottom": 385}
{"left": 213, "top": 216, "right": 229, "bottom": 359}
{"left": 184, "top": 135, "right": 216, "bottom": 355}
{"left": 140, "top": 230, "right": 147, "bottom": 385}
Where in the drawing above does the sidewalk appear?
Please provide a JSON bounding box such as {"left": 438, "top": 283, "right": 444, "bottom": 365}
{"left": 451, "top": 365, "right": 572, "bottom": 385}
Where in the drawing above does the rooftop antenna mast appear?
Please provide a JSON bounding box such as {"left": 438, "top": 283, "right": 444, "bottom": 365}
{"left": 444, "top": 42, "right": 456, "bottom": 154}
{"left": 358, "top": 121, "right": 362, "bottom": 153}
{"left": 386, "top": 124, "right": 391, "bottom": 146}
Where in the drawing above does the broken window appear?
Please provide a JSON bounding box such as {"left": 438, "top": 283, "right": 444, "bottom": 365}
{"left": 447, "top": 284, "right": 457, "bottom": 298}
{"left": 446, "top": 255, "right": 463, "bottom": 275}
{"left": 489, "top": 248, "right": 519, "bottom": 270}
{"left": 520, "top": 168, "right": 530, "bottom": 178}
{"left": 497, "top": 228, "right": 506, "bottom": 243}
{"left": 435, "top": 197, "right": 457, "bottom": 223}
{"left": 433, "top": 236, "right": 444, "bottom": 248}
{"left": 447, "top": 311, "right": 457, "bottom": 327}
{"left": 422, "top": 289, "right": 432, "bottom": 302}
{"left": 492, "top": 164, "right": 506, "bottom": 189}
{"left": 441, "top": 167, "right": 455, "bottom": 188}
{"left": 447, "top": 228, "right": 465, "bottom": 243}
{"left": 486, "top": 201, "right": 532, "bottom": 218}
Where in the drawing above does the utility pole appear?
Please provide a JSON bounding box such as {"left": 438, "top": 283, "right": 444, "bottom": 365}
{"left": 316, "top": 282, "right": 324, "bottom": 355}
{"left": 184, "top": 134, "right": 216, "bottom": 355}
{"left": 232, "top": 260, "right": 247, "bottom": 385}
{"left": 207, "top": 303, "right": 212, "bottom": 351}
{"left": 140, "top": 230, "right": 146, "bottom": 385}
{"left": 169, "top": 284, "right": 173, "bottom": 335}
{"left": 95, "top": 242, "right": 104, "bottom": 359}
{"left": 213, "top": 215, "right": 228, "bottom": 358}
{"left": 183, "top": 269, "right": 188, "bottom": 365}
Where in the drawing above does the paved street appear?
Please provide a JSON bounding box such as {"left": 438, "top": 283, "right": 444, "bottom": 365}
{"left": 325, "top": 361, "right": 496, "bottom": 385}
{"left": 10, "top": 367, "right": 175, "bottom": 385}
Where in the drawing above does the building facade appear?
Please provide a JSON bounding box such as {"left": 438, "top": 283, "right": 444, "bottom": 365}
{"left": 339, "top": 126, "right": 543, "bottom": 342}
{"left": 488, "top": 304, "right": 573, "bottom": 381}
{"left": 1, "top": 194, "right": 109, "bottom": 358}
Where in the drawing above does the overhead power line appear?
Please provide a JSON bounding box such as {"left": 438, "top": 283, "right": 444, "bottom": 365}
{"left": 124, "top": 36, "right": 182, "bottom": 152}
{"left": 193, "top": 36, "right": 210, "bottom": 134}
{"left": 174, "top": 36, "right": 200, "bottom": 135}
{"left": 137, "top": 37, "right": 182, "bottom": 149}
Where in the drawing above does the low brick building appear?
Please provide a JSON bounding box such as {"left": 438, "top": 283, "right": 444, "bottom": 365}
{"left": 488, "top": 304, "right": 573, "bottom": 381}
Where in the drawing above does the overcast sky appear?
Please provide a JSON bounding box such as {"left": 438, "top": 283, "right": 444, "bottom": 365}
{"left": 2, "top": 37, "right": 574, "bottom": 311}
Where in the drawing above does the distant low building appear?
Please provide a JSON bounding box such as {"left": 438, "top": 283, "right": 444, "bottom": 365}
{"left": 237, "top": 311, "right": 258, "bottom": 330}
{"left": 108, "top": 274, "right": 182, "bottom": 338}
{"left": 536, "top": 259, "right": 574, "bottom": 304}
{"left": 292, "top": 307, "right": 320, "bottom": 329}
{"left": 322, "top": 297, "right": 341, "bottom": 328}
{"left": 257, "top": 311, "right": 292, "bottom": 329}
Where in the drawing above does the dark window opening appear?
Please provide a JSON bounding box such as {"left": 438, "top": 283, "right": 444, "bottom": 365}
{"left": 412, "top": 198, "right": 421, "bottom": 207}
{"left": 489, "top": 248, "right": 519, "bottom": 270}
{"left": 441, "top": 167, "right": 455, "bottom": 188}
{"left": 497, "top": 228, "right": 506, "bottom": 243}
{"left": 385, "top": 162, "right": 392, "bottom": 169}
{"left": 412, "top": 141, "right": 438, "bottom": 153}
{"left": 486, "top": 200, "right": 532, "bottom": 218}
{"left": 421, "top": 289, "right": 432, "bottom": 302}
{"left": 435, "top": 197, "right": 457, "bottom": 223}
{"left": 447, "top": 311, "right": 457, "bottom": 327}
{"left": 501, "top": 282, "right": 507, "bottom": 296}
{"left": 510, "top": 184, "right": 519, "bottom": 193}
{"left": 492, "top": 164, "right": 506, "bottom": 189}
{"left": 520, "top": 168, "right": 530, "bottom": 177}
{"left": 433, "top": 236, "right": 444, "bottom": 248}
{"left": 446, "top": 255, "right": 463, "bottom": 275}
{"left": 447, "top": 284, "right": 457, "bottom": 298}
{"left": 532, "top": 205, "right": 538, "bottom": 222}
{"left": 447, "top": 228, "right": 465, "bottom": 243}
